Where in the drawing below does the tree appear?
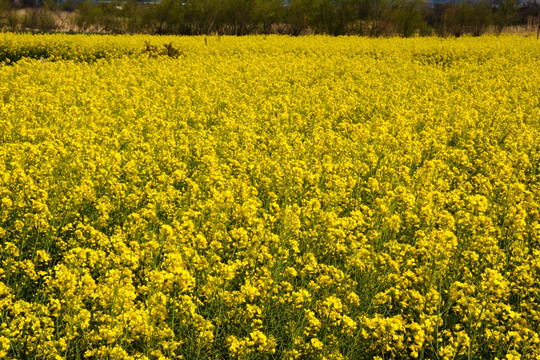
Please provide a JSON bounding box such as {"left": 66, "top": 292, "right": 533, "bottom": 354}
{"left": 468, "top": 0, "right": 492, "bottom": 36}
{"left": 221, "top": 0, "right": 255, "bottom": 35}
{"left": 183, "top": 0, "right": 222, "bottom": 34}
{"left": 145, "top": 0, "right": 185, "bottom": 34}
{"left": 287, "top": 0, "right": 313, "bottom": 35}
{"left": 368, "top": 0, "right": 396, "bottom": 36}
{"left": 392, "top": 0, "right": 427, "bottom": 37}
{"left": 252, "top": 0, "right": 284, "bottom": 34}
{"left": 309, "top": 0, "right": 362, "bottom": 35}
{"left": 493, "top": 0, "right": 517, "bottom": 33}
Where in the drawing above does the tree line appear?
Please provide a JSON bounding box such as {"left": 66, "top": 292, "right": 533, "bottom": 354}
{"left": 1, "top": 0, "right": 539, "bottom": 36}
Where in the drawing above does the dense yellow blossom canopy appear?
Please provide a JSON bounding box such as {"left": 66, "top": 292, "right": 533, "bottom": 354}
{"left": 0, "top": 34, "right": 539, "bottom": 360}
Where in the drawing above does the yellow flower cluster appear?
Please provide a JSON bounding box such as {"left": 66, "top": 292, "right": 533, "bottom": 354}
{"left": 0, "top": 34, "right": 539, "bottom": 359}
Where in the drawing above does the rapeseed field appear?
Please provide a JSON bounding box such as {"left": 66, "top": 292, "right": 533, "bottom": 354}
{"left": 0, "top": 34, "right": 539, "bottom": 360}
